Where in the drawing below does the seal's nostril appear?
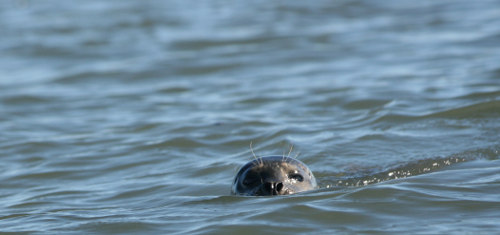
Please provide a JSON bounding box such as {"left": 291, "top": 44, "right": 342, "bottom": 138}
{"left": 263, "top": 182, "right": 283, "bottom": 195}
{"left": 276, "top": 182, "right": 283, "bottom": 192}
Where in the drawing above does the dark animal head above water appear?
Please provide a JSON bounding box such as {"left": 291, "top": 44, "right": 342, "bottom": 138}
{"left": 231, "top": 156, "right": 317, "bottom": 196}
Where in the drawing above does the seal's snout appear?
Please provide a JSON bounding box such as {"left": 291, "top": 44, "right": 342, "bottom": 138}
{"left": 263, "top": 181, "right": 284, "bottom": 195}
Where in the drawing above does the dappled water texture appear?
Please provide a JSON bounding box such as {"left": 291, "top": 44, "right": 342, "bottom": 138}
{"left": 1, "top": 0, "right": 500, "bottom": 234}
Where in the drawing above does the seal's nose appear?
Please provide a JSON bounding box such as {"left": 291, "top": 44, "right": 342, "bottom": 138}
{"left": 264, "top": 182, "right": 284, "bottom": 195}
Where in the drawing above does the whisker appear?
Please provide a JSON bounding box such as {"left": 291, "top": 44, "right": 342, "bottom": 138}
{"left": 293, "top": 151, "right": 301, "bottom": 159}
{"left": 250, "top": 141, "right": 264, "bottom": 165}
{"left": 287, "top": 144, "right": 294, "bottom": 159}
{"left": 250, "top": 141, "right": 258, "bottom": 161}
{"left": 282, "top": 146, "right": 286, "bottom": 162}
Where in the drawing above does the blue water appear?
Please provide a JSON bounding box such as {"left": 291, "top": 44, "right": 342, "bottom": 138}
{"left": 1, "top": 0, "right": 500, "bottom": 234}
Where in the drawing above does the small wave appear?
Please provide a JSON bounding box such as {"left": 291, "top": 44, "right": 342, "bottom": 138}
{"left": 0, "top": 95, "right": 56, "bottom": 105}
{"left": 137, "top": 137, "right": 206, "bottom": 150}
{"left": 372, "top": 100, "right": 500, "bottom": 126}
{"left": 427, "top": 100, "right": 500, "bottom": 119}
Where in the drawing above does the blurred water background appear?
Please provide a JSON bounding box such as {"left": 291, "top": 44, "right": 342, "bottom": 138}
{"left": 1, "top": 0, "right": 500, "bottom": 234}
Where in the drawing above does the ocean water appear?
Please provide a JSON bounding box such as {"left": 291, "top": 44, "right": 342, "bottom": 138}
{"left": 1, "top": 0, "right": 500, "bottom": 234}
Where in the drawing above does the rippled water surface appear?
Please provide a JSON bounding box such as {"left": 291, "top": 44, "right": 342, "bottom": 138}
{"left": 1, "top": 0, "right": 500, "bottom": 234}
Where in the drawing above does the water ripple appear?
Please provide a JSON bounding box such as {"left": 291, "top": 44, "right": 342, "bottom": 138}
{"left": 1, "top": 0, "right": 500, "bottom": 234}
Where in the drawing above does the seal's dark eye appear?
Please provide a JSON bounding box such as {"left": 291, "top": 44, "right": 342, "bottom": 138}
{"left": 289, "top": 174, "right": 304, "bottom": 182}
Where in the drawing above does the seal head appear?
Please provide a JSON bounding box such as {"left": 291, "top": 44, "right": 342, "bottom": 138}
{"left": 231, "top": 156, "right": 317, "bottom": 196}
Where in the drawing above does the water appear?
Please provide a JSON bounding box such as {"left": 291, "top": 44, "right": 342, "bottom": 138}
{"left": 1, "top": 0, "right": 500, "bottom": 234}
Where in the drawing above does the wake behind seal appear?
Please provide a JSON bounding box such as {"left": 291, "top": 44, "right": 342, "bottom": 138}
{"left": 231, "top": 156, "right": 317, "bottom": 196}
